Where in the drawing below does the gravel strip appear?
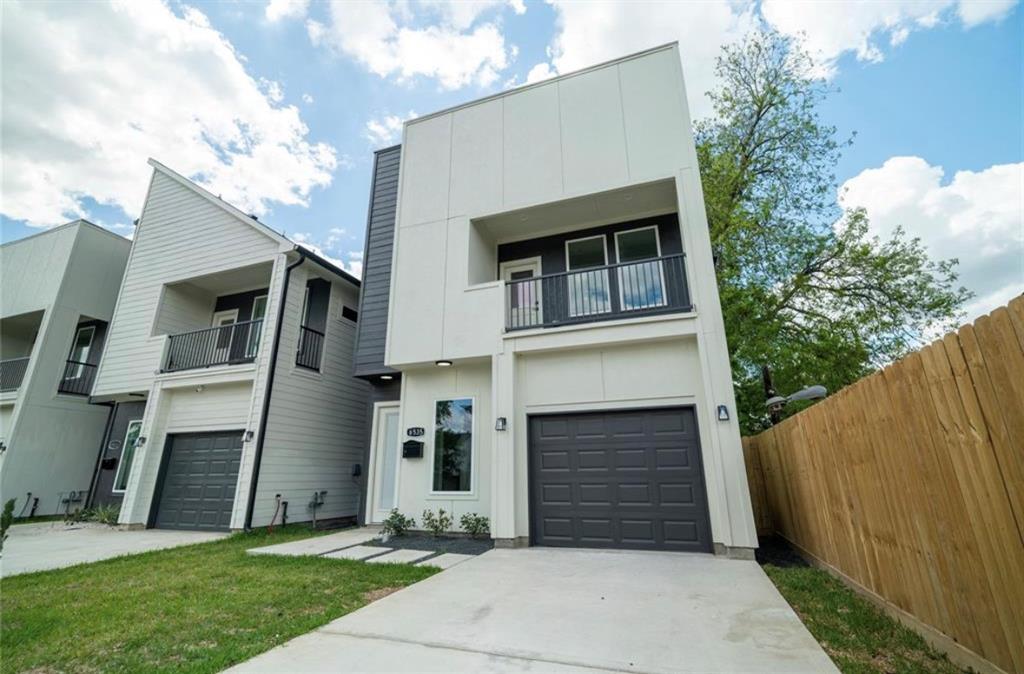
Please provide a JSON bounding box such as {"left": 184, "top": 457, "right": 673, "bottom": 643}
{"left": 365, "top": 534, "right": 493, "bottom": 556}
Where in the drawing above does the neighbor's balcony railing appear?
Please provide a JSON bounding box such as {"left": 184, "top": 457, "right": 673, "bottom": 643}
{"left": 58, "top": 360, "right": 98, "bottom": 396}
{"left": 296, "top": 325, "right": 324, "bottom": 371}
{"left": 505, "top": 254, "right": 692, "bottom": 331}
{"left": 162, "top": 319, "right": 264, "bottom": 373}
{"left": 0, "top": 357, "right": 31, "bottom": 392}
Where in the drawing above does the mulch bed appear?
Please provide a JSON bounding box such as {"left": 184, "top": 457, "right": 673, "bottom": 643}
{"left": 366, "top": 534, "right": 494, "bottom": 556}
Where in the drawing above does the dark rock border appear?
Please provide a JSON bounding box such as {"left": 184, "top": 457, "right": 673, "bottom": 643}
{"left": 366, "top": 534, "right": 493, "bottom": 556}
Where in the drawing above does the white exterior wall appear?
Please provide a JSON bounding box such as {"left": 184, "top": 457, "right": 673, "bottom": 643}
{"left": 250, "top": 265, "right": 371, "bottom": 526}
{"left": 382, "top": 44, "right": 757, "bottom": 549}
{"left": 0, "top": 222, "right": 131, "bottom": 515}
{"left": 387, "top": 361, "right": 493, "bottom": 527}
{"left": 92, "top": 169, "right": 281, "bottom": 398}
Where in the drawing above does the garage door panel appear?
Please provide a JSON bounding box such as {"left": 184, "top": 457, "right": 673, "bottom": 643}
{"left": 530, "top": 408, "right": 711, "bottom": 552}
{"left": 154, "top": 430, "right": 242, "bottom": 532}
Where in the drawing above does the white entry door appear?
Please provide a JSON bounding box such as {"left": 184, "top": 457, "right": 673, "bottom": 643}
{"left": 370, "top": 403, "right": 401, "bottom": 522}
{"left": 500, "top": 257, "right": 543, "bottom": 329}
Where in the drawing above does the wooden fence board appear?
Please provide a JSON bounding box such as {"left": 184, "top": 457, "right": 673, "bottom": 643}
{"left": 743, "top": 295, "right": 1024, "bottom": 674}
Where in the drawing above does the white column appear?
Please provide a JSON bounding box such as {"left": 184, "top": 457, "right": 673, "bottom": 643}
{"left": 490, "top": 349, "right": 516, "bottom": 540}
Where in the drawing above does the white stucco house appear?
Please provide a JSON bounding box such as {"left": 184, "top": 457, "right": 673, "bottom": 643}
{"left": 353, "top": 44, "right": 758, "bottom": 555}
{"left": 1, "top": 220, "right": 131, "bottom": 517}
{"left": 88, "top": 160, "right": 368, "bottom": 531}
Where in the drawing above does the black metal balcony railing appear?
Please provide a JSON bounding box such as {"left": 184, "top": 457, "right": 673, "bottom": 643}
{"left": 505, "top": 254, "right": 692, "bottom": 331}
{"left": 296, "top": 325, "right": 325, "bottom": 371}
{"left": 163, "top": 319, "right": 263, "bottom": 373}
{"left": 0, "top": 357, "right": 31, "bottom": 392}
{"left": 58, "top": 360, "right": 98, "bottom": 396}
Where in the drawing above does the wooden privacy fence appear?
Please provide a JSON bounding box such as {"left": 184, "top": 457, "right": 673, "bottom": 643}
{"left": 743, "top": 295, "right": 1024, "bottom": 674}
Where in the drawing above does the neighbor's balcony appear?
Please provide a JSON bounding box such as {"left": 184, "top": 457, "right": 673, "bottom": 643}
{"left": 295, "top": 325, "right": 324, "bottom": 371}
{"left": 505, "top": 254, "right": 691, "bottom": 331}
{"left": 0, "top": 357, "right": 30, "bottom": 392}
{"left": 58, "top": 360, "right": 98, "bottom": 396}
{"left": 162, "top": 319, "right": 264, "bottom": 373}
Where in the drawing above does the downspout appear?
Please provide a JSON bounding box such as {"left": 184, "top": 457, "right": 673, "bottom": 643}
{"left": 244, "top": 250, "right": 306, "bottom": 530}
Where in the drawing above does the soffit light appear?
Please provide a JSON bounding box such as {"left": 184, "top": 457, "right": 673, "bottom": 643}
{"left": 435, "top": 360, "right": 453, "bottom": 367}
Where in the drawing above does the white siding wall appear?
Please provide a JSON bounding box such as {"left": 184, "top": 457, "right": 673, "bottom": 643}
{"left": 251, "top": 266, "right": 370, "bottom": 526}
{"left": 93, "top": 170, "right": 280, "bottom": 397}
{"left": 154, "top": 283, "right": 214, "bottom": 336}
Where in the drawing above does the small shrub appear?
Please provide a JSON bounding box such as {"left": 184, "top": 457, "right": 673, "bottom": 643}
{"left": 381, "top": 509, "right": 415, "bottom": 537}
{"left": 0, "top": 498, "right": 15, "bottom": 553}
{"left": 421, "top": 508, "right": 452, "bottom": 537}
{"left": 90, "top": 504, "right": 121, "bottom": 526}
{"left": 459, "top": 513, "right": 490, "bottom": 538}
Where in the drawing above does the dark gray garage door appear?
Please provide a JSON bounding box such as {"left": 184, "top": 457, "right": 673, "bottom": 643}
{"left": 529, "top": 408, "right": 712, "bottom": 552}
{"left": 153, "top": 431, "right": 242, "bottom": 531}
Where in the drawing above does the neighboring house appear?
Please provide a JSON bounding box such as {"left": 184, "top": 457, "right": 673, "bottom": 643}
{"left": 89, "top": 159, "right": 367, "bottom": 532}
{"left": 354, "top": 44, "right": 758, "bottom": 555}
{"left": 0, "top": 220, "right": 131, "bottom": 516}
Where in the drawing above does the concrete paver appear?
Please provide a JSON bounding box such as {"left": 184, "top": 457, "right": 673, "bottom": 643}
{"left": 1, "top": 523, "right": 226, "bottom": 576}
{"left": 417, "top": 552, "right": 474, "bottom": 569}
{"left": 229, "top": 547, "right": 838, "bottom": 673}
{"left": 247, "top": 527, "right": 380, "bottom": 557}
{"left": 365, "top": 549, "right": 434, "bottom": 564}
{"left": 321, "top": 545, "right": 388, "bottom": 561}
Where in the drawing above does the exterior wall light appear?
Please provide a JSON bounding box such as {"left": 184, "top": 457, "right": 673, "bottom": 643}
{"left": 495, "top": 417, "right": 507, "bottom": 431}
{"left": 435, "top": 360, "right": 453, "bottom": 367}
{"left": 137, "top": 436, "right": 148, "bottom": 447}
{"left": 380, "top": 374, "right": 393, "bottom": 381}
{"left": 244, "top": 430, "right": 255, "bottom": 442}
{"left": 717, "top": 405, "right": 730, "bottom": 421}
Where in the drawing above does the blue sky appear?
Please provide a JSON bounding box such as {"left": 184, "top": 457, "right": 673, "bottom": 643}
{"left": 2, "top": 0, "right": 1021, "bottom": 320}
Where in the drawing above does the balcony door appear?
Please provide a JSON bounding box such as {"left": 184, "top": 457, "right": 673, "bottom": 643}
{"left": 501, "top": 257, "right": 542, "bottom": 329}
{"left": 211, "top": 309, "right": 238, "bottom": 364}
{"left": 246, "top": 295, "right": 267, "bottom": 357}
{"left": 615, "top": 226, "right": 666, "bottom": 311}
{"left": 565, "top": 235, "right": 611, "bottom": 318}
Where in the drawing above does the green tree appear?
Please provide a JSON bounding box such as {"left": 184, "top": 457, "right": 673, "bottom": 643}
{"left": 696, "top": 30, "right": 970, "bottom": 434}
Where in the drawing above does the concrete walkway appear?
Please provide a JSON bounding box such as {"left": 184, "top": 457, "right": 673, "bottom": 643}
{"left": 247, "top": 527, "right": 477, "bottom": 569}
{"left": 229, "top": 547, "right": 837, "bottom": 673}
{"left": 1, "top": 523, "right": 226, "bottom": 577}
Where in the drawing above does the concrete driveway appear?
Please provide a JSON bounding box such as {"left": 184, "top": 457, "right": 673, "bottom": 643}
{"left": 229, "top": 547, "right": 837, "bottom": 673}
{"left": 1, "top": 523, "right": 226, "bottom": 576}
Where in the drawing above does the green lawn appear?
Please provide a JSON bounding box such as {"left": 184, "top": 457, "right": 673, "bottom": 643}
{"left": 763, "top": 559, "right": 964, "bottom": 674}
{"left": 1, "top": 526, "right": 438, "bottom": 674}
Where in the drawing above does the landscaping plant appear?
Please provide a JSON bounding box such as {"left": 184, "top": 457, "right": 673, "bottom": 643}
{"left": 421, "top": 508, "right": 452, "bottom": 537}
{"left": 380, "top": 508, "right": 415, "bottom": 537}
{"left": 0, "top": 498, "right": 14, "bottom": 553}
{"left": 89, "top": 504, "right": 121, "bottom": 526}
{"left": 459, "top": 513, "right": 489, "bottom": 538}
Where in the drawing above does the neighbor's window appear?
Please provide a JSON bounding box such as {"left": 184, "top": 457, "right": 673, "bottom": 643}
{"left": 112, "top": 420, "right": 142, "bottom": 493}
{"left": 432, "top": 398, "right": 473, "bottom": 492}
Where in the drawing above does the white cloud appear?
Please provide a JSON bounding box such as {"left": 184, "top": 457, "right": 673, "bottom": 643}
{"left": 291, "top": 230, "right": 363, "bottom": 278}
{"left": 525, "top": 62, "right": 556, "bottom": 84}
{"left": 265, "top": 0, "right": 309, "bottom": 22}
{"left": 840, "top": 157, "right": 1024, "bottom": 321}
{"left": 508, "top": 0, "right": 526, "bottom": 15}
{"left": 543, "top": 1, "right": 756, "bottom": 119}
{"left": 1, "top": 0, "right": 338, "bottom": 227}
{"left": 301, "top": 93, "right": 314, "bottom": 104}
{"left": 365, "top": 111, "right": 417, "bottom": 147}
{"left": 761, "top": 0, "right": 1018, "bottom": 76}
{"left": 306, "top": 1, "right": 513, "bottom": 90}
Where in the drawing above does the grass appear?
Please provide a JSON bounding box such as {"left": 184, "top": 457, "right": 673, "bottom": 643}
{"left": 1, "top": 525, "right": 438, "bottom": 674}
{"left": 761, "top": 541, "right": 965, "bottom": 674}
{"left": 11, "top": 514, "right": 67, "bottom": 525}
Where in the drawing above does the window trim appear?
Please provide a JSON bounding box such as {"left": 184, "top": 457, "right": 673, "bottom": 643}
{"left": 428, "top": 396, "right": 477, "bottom": 496}
{"left": 564, "top": 234, "right": 608, "bottom": 271}
{"left": 111, "top": 419, "right": 143, "bottom": 494}
{"left": 251, "top": 294, "right": 269, "bottom": 321}
{"left": 613, "top": 225, "right": 662, "bottom": 263}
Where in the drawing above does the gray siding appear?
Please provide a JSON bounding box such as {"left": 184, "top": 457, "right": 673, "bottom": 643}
{"left": 251, "top": 266, "right": 371, "bottom": 526}
{"left": 353, "top": 146, "right": 401, "bottom": 378}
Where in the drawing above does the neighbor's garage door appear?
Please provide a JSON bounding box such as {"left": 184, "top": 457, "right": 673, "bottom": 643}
{"left": 529, "top": 408, "right": 712, "bottom": 552}
{"left": 153, "top": 431, "right": 242, "bottom": 531}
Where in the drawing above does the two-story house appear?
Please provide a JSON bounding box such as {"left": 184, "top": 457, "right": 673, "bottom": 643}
{"left": 88, "top": 160, "right": 368, "bottom": 532}
{"left": 354, "top": 44, "right": 758, "bottom": 555}
{"left": 1, "top": 220, "right": 131, "bottom": 517}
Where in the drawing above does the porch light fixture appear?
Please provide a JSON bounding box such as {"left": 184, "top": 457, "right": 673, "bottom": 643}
{"left": 717, "top": 405, "right": 730, "bottom": 421}
{"left": 244, "top": 430, "right": 254, "bottom": 442}
{"left": 495, "top": 417, "right": 507, "bottom": 431}
{"left": 136, "top": 436, "right": 148, "bottom": 447}
{"left": 435, "top": 360, "right": 453, "bottom": 367}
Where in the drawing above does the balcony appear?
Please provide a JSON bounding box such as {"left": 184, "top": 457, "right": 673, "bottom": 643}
{"left": 0, "top": 357, "right": 30, "bottom": 392}
{"left": 505, "top": 254, "right": 691, "bottom": 331}
{"left": 58, "top": 360, "right": 98, "bottom": 396}
{"left": 162, "top": 319, "right": 264, "bottom": 373}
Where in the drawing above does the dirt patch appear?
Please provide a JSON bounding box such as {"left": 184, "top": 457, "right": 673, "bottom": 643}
{"left": 362, "top": 586, "right": 403, "bottom": 603}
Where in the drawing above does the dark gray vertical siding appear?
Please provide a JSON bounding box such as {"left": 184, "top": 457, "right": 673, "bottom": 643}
{"left": 353, "top": 146, "right": 401, "bottom": 378}
{"left": 91, "top": 400, "right": 147, "bottom": 507}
